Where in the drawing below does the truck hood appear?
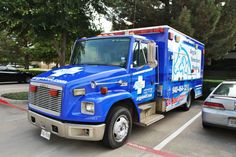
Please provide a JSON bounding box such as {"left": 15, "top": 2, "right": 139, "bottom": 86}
{"left": 31, "top": 65, "right": 127, "bottom": 85}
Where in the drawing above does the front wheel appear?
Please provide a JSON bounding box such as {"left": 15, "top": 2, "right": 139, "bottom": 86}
{"left": 25, "top": 77, "right": 31, "bottom": 83}
{"left": 103, "top": 106, "right": 132, "bottom": 149}
{"left": 182, "top": 92, "right": 192, "bottom": 111}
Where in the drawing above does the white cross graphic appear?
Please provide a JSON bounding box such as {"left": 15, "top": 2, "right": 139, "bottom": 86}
{"left": 133, "top": 76, "right": 145, "bottom": 94}
{"left": 51, "top": 67, "right": 83, "bottom": 77}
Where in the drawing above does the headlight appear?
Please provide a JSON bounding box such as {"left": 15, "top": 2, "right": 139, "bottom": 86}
{"left": 81, "top": 102, "right": 95, "bottom": 115}
{"left": 73, "top": 88, "right": 85, "bottom": 96}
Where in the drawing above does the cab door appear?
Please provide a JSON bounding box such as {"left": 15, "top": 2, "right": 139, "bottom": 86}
{"left": 130, "top": 40, "right": 156, "bottom": 104}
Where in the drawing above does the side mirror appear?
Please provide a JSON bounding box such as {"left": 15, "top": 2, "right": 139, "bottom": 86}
{"left": 147, "top": 41, "right": 158, "bottom": 68}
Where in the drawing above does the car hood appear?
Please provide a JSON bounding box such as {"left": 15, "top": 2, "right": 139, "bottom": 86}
{"left": 31, "top": 65, "right": 127, "bottom": 86}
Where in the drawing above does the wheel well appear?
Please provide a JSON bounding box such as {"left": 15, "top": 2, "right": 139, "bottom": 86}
{"left": 106, "top": 98, "right": 139, "bottom": 123}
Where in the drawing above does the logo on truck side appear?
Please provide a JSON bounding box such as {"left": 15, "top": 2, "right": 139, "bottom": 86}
{"left": 133, "top": 76, "right": 145, "bottom": 94}
{"left": 51, "top": 67, "right": 83, "bottom": 77}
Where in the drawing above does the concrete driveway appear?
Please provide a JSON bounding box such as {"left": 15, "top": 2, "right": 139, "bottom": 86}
{"left": 0, "top": 83, "right": 235, "bottom": 157}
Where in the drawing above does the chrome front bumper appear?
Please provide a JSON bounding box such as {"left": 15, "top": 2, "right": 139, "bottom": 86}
{"left": 28, "top": 110, "right": 106, "bottom": 141}
{"left": 202, "top": 108, "right": 236, "bottom": 128}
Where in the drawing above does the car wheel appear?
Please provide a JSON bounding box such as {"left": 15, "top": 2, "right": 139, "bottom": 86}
{"left": 182, "top": 92, "right": 192, "bottom": 111}
{"left": 202, "top": 121, "right": 211, "bottom": 129}
{"left": 103, "top": 106, "right": 132, "bottom": 149}
{"left": 25, "top": 77, "right": 31, "bottom": 83}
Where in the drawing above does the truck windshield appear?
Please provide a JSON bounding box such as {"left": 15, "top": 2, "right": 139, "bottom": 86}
{"left": 70, "top": 38, "right": 130, "bottom": 67}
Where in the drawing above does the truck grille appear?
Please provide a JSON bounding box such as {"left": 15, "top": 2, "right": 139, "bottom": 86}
{"left": 29, "top": 83, "right": 62, "bottom": 116}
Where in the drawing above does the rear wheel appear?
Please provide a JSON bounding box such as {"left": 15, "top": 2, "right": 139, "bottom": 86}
{"left": 202, "top": 121, "right": 211, "bottom": 129}
{"left": 182, "top": 92, "right": 192, "bottom": 111}
{"left": 103, "top": 106, "right": 132, "bottom": 149}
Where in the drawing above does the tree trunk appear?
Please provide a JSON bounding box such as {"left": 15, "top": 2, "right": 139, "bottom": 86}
{"left": 24, "top": 53, "right": 30, "bottom": 69}
{"left": 53, "top": 31, "right": 67, "bottom": 67}
{"left": 59, "top": 31, "right": 67, "bottom": 67}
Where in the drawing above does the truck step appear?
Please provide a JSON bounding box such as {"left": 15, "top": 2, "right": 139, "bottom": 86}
{"left": 138, "top": 104, "right": 152, "bottom": 111}
{"left": 138, "top": 114, "right": 164, "bottom": 127}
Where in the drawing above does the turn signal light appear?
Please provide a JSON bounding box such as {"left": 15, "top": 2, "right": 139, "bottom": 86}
{"left": 49, "top": 89, "right": 58, "bottom": 97}
{"left": 100, "top": 87, "right": 108, "bottom": 95}
{"left": 30, "top": 85, "right": 37, "bottom": 92}
{"left": 203, "top": 101, "right": 225, "bottom": 110}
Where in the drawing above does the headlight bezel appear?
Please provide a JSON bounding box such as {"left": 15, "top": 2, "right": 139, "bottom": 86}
{"left": 81, "top": 101, "right": 95, "bottom": 115}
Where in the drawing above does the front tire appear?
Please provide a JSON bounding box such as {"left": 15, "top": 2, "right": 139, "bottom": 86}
{"left": 103, "top": 106, "right": 132, "bottom": 149}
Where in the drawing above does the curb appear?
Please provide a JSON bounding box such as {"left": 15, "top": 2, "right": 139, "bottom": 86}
{"left": 0, "top": 96, "right": 28, "bottom": 105}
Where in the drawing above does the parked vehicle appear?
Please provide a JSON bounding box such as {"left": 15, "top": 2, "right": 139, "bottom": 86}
{"left": 0, "top": 65, "right": 32, "bottom": 83}
{"left": 202, "top": 81, "right": 236, "bottom": 129}
{"left": 27, "top": 25, "right": 205, "bottom": 148}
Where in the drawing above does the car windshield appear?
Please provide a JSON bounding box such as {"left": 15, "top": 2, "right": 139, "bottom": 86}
{"left": 70, "top": 37, "right": 130, "bottom": 68}
{"left": 213, "top": 83, "right": 236, "bottom": 97}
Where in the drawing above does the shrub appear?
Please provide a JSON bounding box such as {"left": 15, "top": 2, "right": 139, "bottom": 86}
{"left": 202, "top": 79, "right": 222, "bottom": 100}
{"left": 20, "top": 69, "right": 48, "bottom": 77}
{"left": 2, "top": 92, "right": 28, "bottom": 100}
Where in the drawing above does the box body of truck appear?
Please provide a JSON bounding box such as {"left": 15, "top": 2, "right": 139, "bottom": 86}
{"left": 28, "top": 25, "right": 204, "bottom": 148}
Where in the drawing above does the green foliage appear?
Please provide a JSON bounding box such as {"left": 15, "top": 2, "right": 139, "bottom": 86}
{"left": 30, "top": 42, "right": 58, "bottom": 64}
{"left": 171, "top": 6, "right": 195, "bottom": 36}
{"left": 0, "top": 31, "right": 21, "bottom": 64}
{"left": 0, "top": 0, "right": 105, "bottom": 67}
{"left": 204, "top": 70, "right": 236, "bottom": 80}
{"left": 20, "top": 69, "right": 48, "bottom": 77}
{"left": 106, "top": 0, "right": 236, "bottom": 59}
{"left": 1, "top": 92, "right": 28, "bottom": 100}
{"left": 202, "top": 79, "right": 222, "bottom": 99}
{"left": 207, "top": 0, "right": 236, "bottom": 59}
{"left": 1, "top": 0, "right": 235, "bottom": 64}
{"left": 191, "top": 0, "right": 221, "bottom": 43}
{"left": 108, "top": 0, "right": 165, "bottom": 30}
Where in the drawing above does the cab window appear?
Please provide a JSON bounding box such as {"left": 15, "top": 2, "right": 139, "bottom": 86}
{"left": 133, "top": 41, "right": 148, "bottom": 67}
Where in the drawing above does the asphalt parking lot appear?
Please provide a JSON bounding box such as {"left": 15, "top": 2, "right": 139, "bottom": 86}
{"left": 0, "top": 83, "right": 236, "bottom": 157}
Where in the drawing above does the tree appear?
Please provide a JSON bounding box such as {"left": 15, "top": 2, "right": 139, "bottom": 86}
{"left": 207, "top": 0, "right": 236, "bottom": 59}
{"left": 106, "top": 0, "right": 165, "bottom": 30}
{"left": 105, "top": 0, "right": 235, "bottom": 59}
{"left": 191, "top": 0, "right": 221, "bottom": 43}
{"left": 170, "top": 6, "right": 195, "bottom": 36}
{"left": 0, "top": 0, "right": 105, "bottom": 67}
{"left": 0, "top": 31, "right": 23, "bottom": 65}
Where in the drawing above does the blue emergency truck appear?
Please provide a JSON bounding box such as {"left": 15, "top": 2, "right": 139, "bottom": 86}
{"left": 28, "top": 25, "right": 204, "bottom": 148}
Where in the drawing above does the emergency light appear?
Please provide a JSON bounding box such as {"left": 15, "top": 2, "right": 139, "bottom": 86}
{"left": 100, "top": 27, "right": 164, "bottom": 36}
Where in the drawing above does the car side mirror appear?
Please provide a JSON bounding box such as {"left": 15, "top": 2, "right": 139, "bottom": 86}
{"left": 147, "top": 41, "right": 158, "bottom": 68}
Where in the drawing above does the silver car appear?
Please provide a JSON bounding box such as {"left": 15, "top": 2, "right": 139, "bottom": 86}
{"left": 202, "top": 81, "right": 236, "bottom": 129}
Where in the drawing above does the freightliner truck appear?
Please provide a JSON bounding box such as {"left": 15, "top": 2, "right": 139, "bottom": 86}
{"left": 28, "top": 25, "right": 204, "bottom": 148}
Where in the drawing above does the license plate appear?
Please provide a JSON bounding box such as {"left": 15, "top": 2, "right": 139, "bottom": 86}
{"left": 229, "top": 118, "right": 236, "bottom": 126}
{"left": 40, "top": 129, "right": 51, "bottom": 140}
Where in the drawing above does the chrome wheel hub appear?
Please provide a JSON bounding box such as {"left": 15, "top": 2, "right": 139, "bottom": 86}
{"left": 113, "top": 115, "right": 129, "bottom": 142}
